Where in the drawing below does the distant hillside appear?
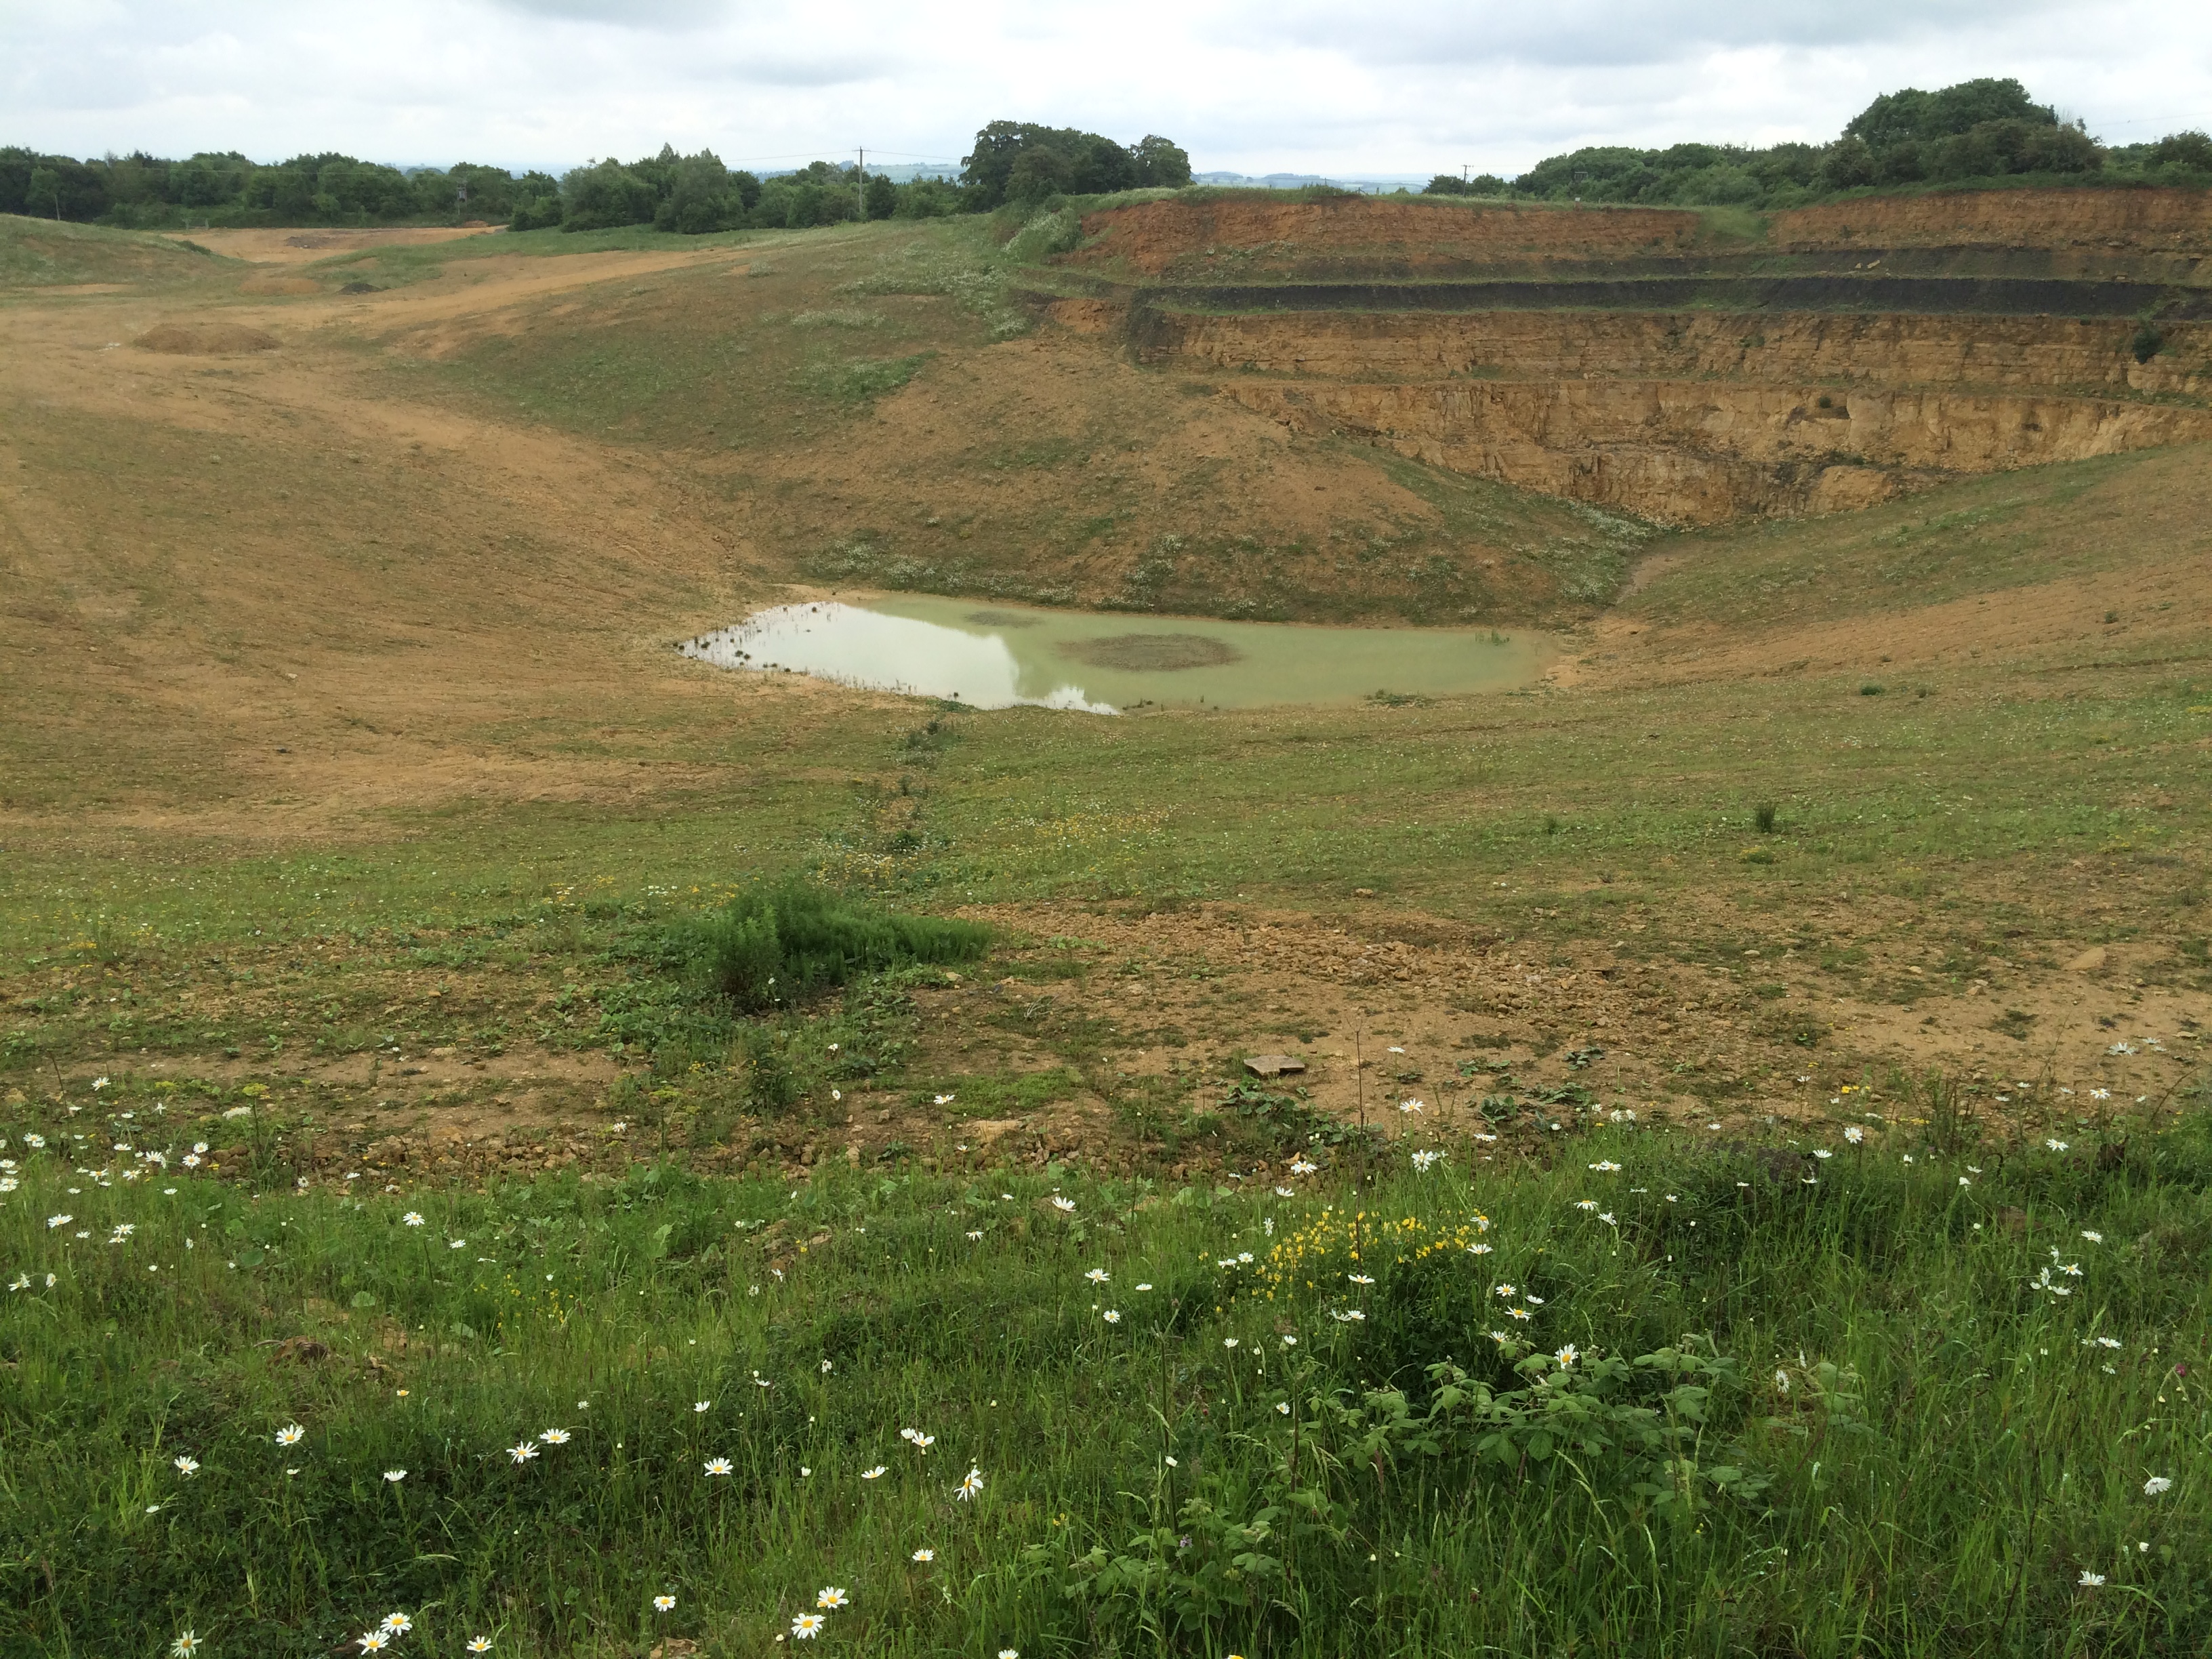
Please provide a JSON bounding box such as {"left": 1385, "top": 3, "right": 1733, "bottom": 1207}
{"left": 1194, "top": 171, "right": 1429, "bottom": 194}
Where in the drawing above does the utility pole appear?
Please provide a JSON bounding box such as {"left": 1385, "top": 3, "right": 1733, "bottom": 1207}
{"left": 857, "top": 148, "right": 866, "bottom": 220}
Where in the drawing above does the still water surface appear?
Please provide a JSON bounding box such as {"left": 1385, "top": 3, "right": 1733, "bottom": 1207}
{"left": 679, "top": 596, "right": 1550, "bottom": 712}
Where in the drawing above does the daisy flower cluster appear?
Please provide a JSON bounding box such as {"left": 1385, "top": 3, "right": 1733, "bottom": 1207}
{"left": 351, "top": 1610, "right": 415, "bottom": 1652}
{"left": 788, "top": 1585, "right": 850, "bottom": 1640}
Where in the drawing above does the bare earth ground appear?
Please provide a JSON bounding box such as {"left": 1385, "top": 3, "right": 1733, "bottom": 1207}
{"left": 3, "top": 219, "right": 2207, "bottom": 1181}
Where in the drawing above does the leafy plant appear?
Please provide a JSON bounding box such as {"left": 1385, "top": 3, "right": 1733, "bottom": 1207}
{"left": 1063, "top": 1342, "right": 1767, "bottom": 1652}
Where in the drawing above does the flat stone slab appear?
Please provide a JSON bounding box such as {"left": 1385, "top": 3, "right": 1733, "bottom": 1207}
{"left": 1244, "top": 1054, "right": 1307, "bottom": 1079}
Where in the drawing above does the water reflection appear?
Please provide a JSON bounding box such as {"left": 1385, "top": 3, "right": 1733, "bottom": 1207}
{"left": 678, "top": 597, "right": 1549, "bottom": 712}
{"left": 680, "top": 603, "right": 1117, "bottom": 712}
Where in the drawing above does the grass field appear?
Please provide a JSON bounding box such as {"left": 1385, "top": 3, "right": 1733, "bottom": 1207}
{"left": 9, "top": 1101, "right": 2209, "bottom": 1656}
{"left": 3, "top": 209, "right": 2210, "bottom": 1656}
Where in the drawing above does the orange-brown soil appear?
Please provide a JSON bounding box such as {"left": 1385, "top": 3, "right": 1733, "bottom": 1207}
{"left": 1071, "top": 197, "right": 1708, "bottom": 278}
{"left": 1767, "top": 187, "right": 2212, "bottom": 253}
{"left": 169, "top": 224, "right": 507, "bottom": 265}
{"left": 1077, "top": 186, "right": 2212, "bottom": 281}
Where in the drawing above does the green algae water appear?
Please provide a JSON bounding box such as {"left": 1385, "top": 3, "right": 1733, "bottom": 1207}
{"left": 679, "top": 596, "right": 1551, "bottom": 712}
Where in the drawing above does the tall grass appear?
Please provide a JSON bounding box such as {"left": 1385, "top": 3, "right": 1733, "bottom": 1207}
{"left": 677, "top": 881, "right": 989, "bottom": 1012}
{"left": 2, "top": 1109, "right": 2205, "bottom": 1654}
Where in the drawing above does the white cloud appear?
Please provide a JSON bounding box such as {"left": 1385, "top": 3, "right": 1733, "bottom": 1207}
{"left": 2, "top": 0, "right": 2206, "bottom": 178}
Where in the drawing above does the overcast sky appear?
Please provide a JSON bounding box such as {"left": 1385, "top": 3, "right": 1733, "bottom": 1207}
{"left": 5, "top": 0, "right": 2209, "bottom": 178}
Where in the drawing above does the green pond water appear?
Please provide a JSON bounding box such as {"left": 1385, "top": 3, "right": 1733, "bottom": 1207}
{"left": 678, "top": 596, "right": 1551, "bottom": 712}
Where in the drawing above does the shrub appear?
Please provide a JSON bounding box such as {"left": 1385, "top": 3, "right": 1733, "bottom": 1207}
{"left": 2150, "top": 129, "right": 2212, "bottom": 171}
{"left": 560, "top": 161, "right": 656, "bottom": 231}
{"left": 508, "top": 193, "right": 562, "bottom": 232}
{"left": 678, "top": 881, "right": 988, "bottom": 1012}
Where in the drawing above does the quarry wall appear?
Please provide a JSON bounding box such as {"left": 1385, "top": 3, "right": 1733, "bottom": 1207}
{"left": 1057, "top": 190, "right": 2212, "bottom": 524}
{"left": 1223, "top": 379, "right": 2212, "bottom": 522}
{"left": 1138, "top": 309, "right": 2212, "bottom": 399}
{"left": 1074, "top": 188, "right": 2212, "bottom": 280}
{"left": 1766, "top": 188, "right": 2212, "bottom": 254}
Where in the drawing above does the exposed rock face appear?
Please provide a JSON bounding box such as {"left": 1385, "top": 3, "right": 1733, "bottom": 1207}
{"left": 1766, "top": 188, "right": 2212, "bottom": 254}
{"left": 1139, "top": 310, "right": 2212, "bottom": 401}
{"left": 1221, "top": 379, "right": 2212, "bottom": 523}
{"left": 1059, "top": 190, "right": 2212, "bottom": 524}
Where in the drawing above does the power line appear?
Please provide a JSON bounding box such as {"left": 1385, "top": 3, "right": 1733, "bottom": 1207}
{"left": 714, "top": 147, "right": 962, "bottom": 165}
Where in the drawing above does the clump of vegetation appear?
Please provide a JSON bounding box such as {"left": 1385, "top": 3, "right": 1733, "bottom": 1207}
{"left": 676, "top": 880, "right": 989, "bottom": 1012}
{"left": 1421, "top": 77, "right": 2211, "bottom": 209}
{"left": 961, "top": 122, "right": 1191, "bottom": 209}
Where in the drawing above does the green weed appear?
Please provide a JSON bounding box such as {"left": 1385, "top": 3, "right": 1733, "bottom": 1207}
{"left": 673, "top": 881, "right": 989, "bottom": 1014}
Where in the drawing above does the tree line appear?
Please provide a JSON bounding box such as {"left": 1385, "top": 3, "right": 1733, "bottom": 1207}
{"left": 1422, "top": 79, "right": 2212, "bottom": 209}
{"left": 0, "top": 123, "right": 1190, "bottom": 234}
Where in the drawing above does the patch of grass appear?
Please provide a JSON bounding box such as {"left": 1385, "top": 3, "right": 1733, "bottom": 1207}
{"left": 912, "top": 1065, "right": 1081, "bottom": 1118}
{"left": 1622, "top": 447, "right": 2193, "bottom": 636}
{"left": 0, "top": 213, "right": 234, "bottom": 287}
{"left": 672, "top": 881, "right": 989, "bottom": 1015}
{"left": 793, "top": 351, "right": 933, "bottom": 405}
{"left": 414, "top": 222, "right": 994, "bottom": 449}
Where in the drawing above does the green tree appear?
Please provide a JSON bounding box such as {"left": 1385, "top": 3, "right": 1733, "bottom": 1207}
{"left": 1130, "top": 134, "right": 1191, "bottom": 188}
{"left": 660, "top": 150, "right": 741, "bottom": 234}
{"left": 2149, "top": 130, "right": 2212, "bottom": 171}
{"left": 269, "top": 164, "right": 317, "bottom": 218}
{"left": 561, "top": 160, "right": 656, "bottom": 230}
{"left": 960, "top": 121, "right": 1164, "bottom": 207}
{"left": 1005, "top": 145, "right": 1073, "bottom": 203}
{"left": 1845, "top": 77, "right": 2053, "bottom": 149}
{"left": 863, "top": 171, "right": 897, "bottom": 220}
{"left": 893, "top": 178, "right": 961, "bottom": 219}
{"left": 1816, "top": 137, "right": 1876, "bottom": 191}
{"left": 27, "top": 165, "right": 60, "bottom": 218}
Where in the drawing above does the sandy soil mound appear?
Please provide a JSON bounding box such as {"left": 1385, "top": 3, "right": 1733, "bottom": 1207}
{"left": 134, "top": 322, "right": 281, "bottom": 354}
{"left": 167, "top": 224, "right": 501, "bottom": 264}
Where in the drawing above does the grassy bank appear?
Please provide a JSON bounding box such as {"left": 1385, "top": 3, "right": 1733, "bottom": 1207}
{"left": 4, "top": 1096, "right": 2207, "bottom": 1656}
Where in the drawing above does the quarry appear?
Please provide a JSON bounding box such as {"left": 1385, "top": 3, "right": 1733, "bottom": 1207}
{"left": 3, "top": 165, "right": 2209, "bottom": 1657}
{"left": 1048, "top": 190, "right": 2212, "bottom": 521}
